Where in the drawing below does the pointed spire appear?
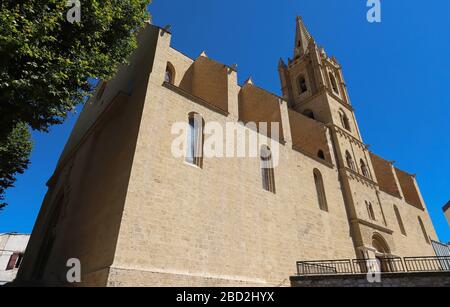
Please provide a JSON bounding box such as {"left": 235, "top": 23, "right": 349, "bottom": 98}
{"left": 294, "top": 16, "right": 313, "bottom": 58}
{"left": 199, "top": 51, "right": 208, "bottom": 58}
{"left": 244, "top": 77, "right": 254, "bottom": 86}
{"left": 278, "top": 57, "right": 286, "bottom": 68}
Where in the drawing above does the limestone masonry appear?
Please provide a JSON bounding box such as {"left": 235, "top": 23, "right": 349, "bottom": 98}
{"left": 16, "top": 18, "right": 438, "bottom": 286}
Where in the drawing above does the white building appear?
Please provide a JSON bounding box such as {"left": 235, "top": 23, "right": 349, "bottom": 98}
{"left": 0, "top": 233, "right": 30, "bottom": 285}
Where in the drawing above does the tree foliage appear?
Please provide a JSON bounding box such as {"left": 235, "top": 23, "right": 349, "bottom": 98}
{"left": 0, "top": 123, "right": 32, "bottom": 209}
{"left": 0, "top": 0, "right": 151, "bottom": 208}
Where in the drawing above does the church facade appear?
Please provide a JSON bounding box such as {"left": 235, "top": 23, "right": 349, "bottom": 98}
{"left": 16, "top": 18, "right": 438, "bottom": 286}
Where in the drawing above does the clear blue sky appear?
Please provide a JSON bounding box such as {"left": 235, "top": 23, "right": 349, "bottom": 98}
{"left": 1, "top": 0, "right": 449, "bottom": 244}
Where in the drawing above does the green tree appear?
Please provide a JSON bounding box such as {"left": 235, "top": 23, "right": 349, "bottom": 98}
{"left": 0, "top": 123, "right": 33, "bottom": 209}
{"left": 0, "top": 0, "right": 151, "bottom": 207}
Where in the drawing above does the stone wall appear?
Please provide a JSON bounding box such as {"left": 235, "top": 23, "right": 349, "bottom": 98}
{"left": 238, "top": 82, "right": 285, "bottom": 141}
{"left": 15, "top": 26, "right": 162, "bottom": 286}
{"left": 290, "top": 272, "right": 450, "bottom": 287}
{"left": 288, "top": 110, "right": 332, "bottom": 164}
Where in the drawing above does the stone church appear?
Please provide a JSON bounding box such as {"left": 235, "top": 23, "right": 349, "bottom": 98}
{"left": 16, "top": 17, "right": 438, "bottom": 286}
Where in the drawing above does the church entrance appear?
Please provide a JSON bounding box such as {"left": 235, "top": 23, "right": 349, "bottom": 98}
{"left": 372, "top": 234, "right": 392, "bottom": 273}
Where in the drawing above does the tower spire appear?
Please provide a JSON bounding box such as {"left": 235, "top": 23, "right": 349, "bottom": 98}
{"left": 294, "top": 16, "right": 313, "bottom": 58}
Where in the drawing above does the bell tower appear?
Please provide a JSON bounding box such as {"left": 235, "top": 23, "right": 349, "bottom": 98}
{"left": 278, "top": 16, "right": 362, "bottom": 141}
{"left": 280, "top": 17, "right": 396, "bottom": 259}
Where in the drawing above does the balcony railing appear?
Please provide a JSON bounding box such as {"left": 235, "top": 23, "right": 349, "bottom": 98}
{"left": 404, "top": 256, "right": 450, "bottom": 272}
{"left": 296, "top": 256, "right": 450, "bottom": 276}
{"left": 297, "top": 260, "right": 353, "bottom": 276}
{"left": 352, "top": 257, "right": 405, "bottom": 274}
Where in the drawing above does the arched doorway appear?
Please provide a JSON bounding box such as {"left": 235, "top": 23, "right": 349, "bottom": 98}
{"left": 372, "top": 234, "right": 392, "bottom": 272}
{"left": 372, "top": 234, "right": 390, "bottom": 255}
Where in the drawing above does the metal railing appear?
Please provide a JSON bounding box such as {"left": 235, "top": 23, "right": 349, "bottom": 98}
{"left": 296, "top": 256, "right": 450, "bottom": 276}
{"left": 352, "top": 257, "right": 404, "bottom": 274}
{"left": 297, "top": 260, "right": 353, "bottom": 276}
{"left": 404, "top": 256, "right": 450, "bottom": 272}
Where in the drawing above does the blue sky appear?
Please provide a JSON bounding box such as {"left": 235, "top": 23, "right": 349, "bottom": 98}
{"left": 1, "top": 0, "right": 449, "bottom": 244}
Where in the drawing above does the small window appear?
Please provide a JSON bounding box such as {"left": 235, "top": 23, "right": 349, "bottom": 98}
{"left": 261, "top": 145, "right": 276, "bottom": 194}
{"left": 303, "top": 109, "right": 315, "bottom": 120}
{"left": 360, "top": 159, "right": 370, "bottom": 178}
{"left": 418, "top": 217, "right": 430, "bottom": 244}
{"left": 186, "top": 113, "right": 204, "bottom": 168}
{"left": 15, "top": 253, "right": 23, "bottom": 269}
{"left": 366, "top": 201, "right": 376, "bottom": 221}
{"left": 165, "top": 63, "right": 175, "bottom": 84}
{"left": 314, "top": 169, "right": 328, "bottom": 212}
{"left": 317, "top": 150, "right": 325, "bottom": 160}
{"left": 339, "top": 110, "right": 351, "bottom": 132}
{"left": 329, "top": 72, "right": 339, "bottom": 94}
{"left": 346, "top": 151, "right": 356, "bottom": 171}
{"left": 394, "top": 205, "right": 407, "bottom": 236}
{"left": 6, "top": 253, "right": 20, "bottom": 271}
{"left": 298, "top": 75, "right": 308, "bottom": 94}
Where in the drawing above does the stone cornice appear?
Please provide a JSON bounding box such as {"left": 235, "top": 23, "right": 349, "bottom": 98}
{"left": 353, "top": 218, "right": 394, "bottom": 235}
{"left": 328, "top": 124, "right": 368, "bottom": 149}
{"left": 339, "top": 167, "right": 378, "bottom": 189}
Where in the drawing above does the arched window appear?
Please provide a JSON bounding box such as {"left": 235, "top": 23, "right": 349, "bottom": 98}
{"left": 339, "top": 110, "right": 351, "bottom": 132}
{"left": 317, "top": 150, "right": 325, "bottom": 160}
{"left": 394, "top": 205, "right": 407, "bottom": 236}
{"left": 329, "top": 72, "right": 339, "bottom": 94}
{"left": 366, "top": 201, "right": 376, "bottom": 221}
{"left": 360, "top": 159, "right": 370, "bottom": 178}
{"left": 165, "top": 63, "right": 175, "bottom": 84}
{"left": 345, "top": 151, "right": 356, "bottom": 171}
{"left": 303, "top": 109, "right": 315, "bottom": 120}
{"left": 314, "top": 169, "right": 328, "bottom": 212}
{"left": 261, "top": 145, "right": 276, "bottom": 193}
{"left": 298, "top": 75, "right": 308, "bottom": 94}
{"left": 418, "top": 217, "right": 430, "bottom": 244}
{"left": 186, "top": 112, "right": 204, "bottom": 168}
